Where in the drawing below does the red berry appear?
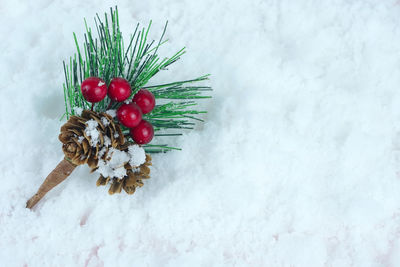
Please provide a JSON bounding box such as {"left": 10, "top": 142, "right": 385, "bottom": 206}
{"left": 133, "top": 89, "right": 155, "bottom": 114}
{"left": 108, "top": 77, "right": 132, "bottom": 102}
{"left": 130, "top": 120, "right": 154, "bottom": 144}
{"left": 117, "top": 103, "right": 142, "bottom": 128}
{"left": 81, "top": 77, "right": 107, "bottom": 103}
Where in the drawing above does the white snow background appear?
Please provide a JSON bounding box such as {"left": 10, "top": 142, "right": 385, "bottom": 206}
{"left": 1, "top": 0, "right": 400, "bottom": 266}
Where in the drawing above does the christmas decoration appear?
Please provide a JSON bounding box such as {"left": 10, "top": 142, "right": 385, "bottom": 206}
{"left": 26, "top": 6, "right": 211, "bottom": 209}
{"left": 133, "top": 89, "right": 156, "bottom": 114}
{"left": 81, "top": 77, "right": 108, "bottom": 103}
{"left": 130, "top": 120, "right": 154, "bottom": 144}
{"left": 108, "top": 77, "right": 132, "bottom": 102}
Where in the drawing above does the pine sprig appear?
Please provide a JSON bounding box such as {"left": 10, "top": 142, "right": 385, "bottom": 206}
{"left": 63, "top": 6, "right": 211, "bottom": 153}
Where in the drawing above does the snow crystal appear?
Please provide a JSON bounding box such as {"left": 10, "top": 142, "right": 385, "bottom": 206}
{"left": 112, "top": 166, "right": 127, "bottom": 179}
{"left": 95, "top": 145, "right": 145, "bottom": 179}
{"left": 107, "top": 148, "right": 129, "bottom": 168}
{"left": 101, "top": 116, "right": 110, "bottom": 126}
{"left": 103, "top": 136, "right": 111, "bottom": 147}
{"left": 96, "top": 148, "right": 129, "bottom": 179}
{"left": 105, "top": 109, "right": 116, "bottom": 118}
{"left": 84, "top": 119, "right": 99, "bottom": 147}
{"left": 128, "top": 144, "right": 146, "bottom": 167}
{"left": 73, "top": 107, "right": 83, "bottom": 116}
{"left": 97, "top": 147, "right": 107, "bottom": 159}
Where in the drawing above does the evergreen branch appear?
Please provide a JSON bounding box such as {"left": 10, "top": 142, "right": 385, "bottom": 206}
{"left": 62, "top": 6, "right": 211, "bottom": 152}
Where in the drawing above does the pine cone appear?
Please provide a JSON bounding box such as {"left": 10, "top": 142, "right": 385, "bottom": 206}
{"left": 58, "top": 110, "right": 125, "bottom": 168}
{"left": 95, "top": 154, "right": 152, "bottom": 195}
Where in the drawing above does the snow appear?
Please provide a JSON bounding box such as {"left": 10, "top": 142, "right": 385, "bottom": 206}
{"left": 128, "top": 144, "right": 146, "bottom": 167}
{"left": 105, "top": 109, "right": 116, "bottom": 118}
{"left": 96, "top": 145, "right": 145, "bottom": 179}
{"left": 2, "top": 0, "right": 400, "bottom": 266}
{"left": 84, "top": 119, "right": 100, "bottom": 147}
{"left": 73, "top": 106, "right": 83, "bottom": 116}
{"left": 96, "top": 148, "right": 129, "bottom": 179}
{"left": 101, "top": 116, "right": 110, "bottom": 126}
{"left": 103, "top": 136, "right": 111, "bottom": 147}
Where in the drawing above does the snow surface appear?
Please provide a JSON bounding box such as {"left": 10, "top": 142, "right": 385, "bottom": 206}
{"left": 1, "top": 0, "right": 400, "bottom": 266}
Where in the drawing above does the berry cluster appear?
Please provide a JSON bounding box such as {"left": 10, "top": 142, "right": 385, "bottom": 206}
{"left": 81, "top": 77, "right": 155, "bottom": 144}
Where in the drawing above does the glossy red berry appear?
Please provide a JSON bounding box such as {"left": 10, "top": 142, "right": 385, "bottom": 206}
{"left": 81, "top": 77, "right": 107, "bottom": 103}
{"left": 117, "top": 103, "right": 142, "bottom": 128}
{"left": 108, "top": 77, "right": 132, "bottom": 102}
{"left": 132, "top": 89, "right": 155, "bottom": 114}
{"left": 130, "top": 120, "right": 154, "bottom": 144}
